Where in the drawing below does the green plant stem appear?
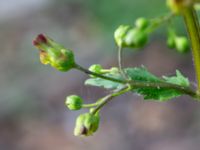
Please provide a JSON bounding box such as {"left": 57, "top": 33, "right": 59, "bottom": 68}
{"left": 182, "top": 5, "right": 200, "bottom": 94}
{"left": 82, "top": 103, "right": 100, "bottom": 108}
{"left": 91, "top": 85, "right": 131, "bottom": 115}
{"left": 74, "top": 64, "right": 199, "bottom": 99}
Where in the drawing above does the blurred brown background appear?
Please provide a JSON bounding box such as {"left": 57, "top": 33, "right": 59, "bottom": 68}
{"left": 1, "top": 0, "right": 200, "bottom": 150}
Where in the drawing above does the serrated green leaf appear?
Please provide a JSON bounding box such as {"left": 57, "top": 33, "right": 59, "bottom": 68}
{"left": 163, "top": 70, "right": 189, "bottom": 87}
{"left": 124, "top": 66, "right": 161, "bottom": 82}
{"left": 85, "top": 73, "right": 124, "bottom": 90}
{"left": 85, "top": 66, "right": 190, "bottom": 101}
{"left": 125, "top": 67, "right": 190, "bottom": 101}
{"left": 136, "top": 87, "right": 182, "bottom": 100}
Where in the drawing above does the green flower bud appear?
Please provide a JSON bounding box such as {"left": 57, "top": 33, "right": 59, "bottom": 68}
{"left": 175, "top": 36, "right": 189, "bottom": 53}
{"left": 65, "top": 95, "right": 83, "bottom": 110}
{"left": 89, "top": 64, "right": 103, "bottom": 74}
{"left": 167, "top": 28, "right": 176, "bottom": 49}
{"left": 33, "top": 34, "right": 75, "bottom": 71}
{"left": 125, "top": 28, "right": 148, "bottom": 48}
{"left": 114, "top": 25, "right": 131, "bottom": 47}
{"left": 74, "top": 112, "right": 100, "bottom": 136}
{"left": 135, "top": 17, "right": 149, "bottom": 30}
{"left": 167, "top": 37, "right": 175, "bottom": 49}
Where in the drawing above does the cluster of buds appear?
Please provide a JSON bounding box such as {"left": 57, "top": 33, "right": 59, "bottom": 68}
{"left": 33, "top": 34, "right": 75, "bottom": 71}
{"left": 65, "top": 95, "right": 100, "bottom": 136}
{"left": 114, "top": 17, "right": 149, "bottom": 49}
{"left": 33, "top": 35, "right": 108, "bottom": 137}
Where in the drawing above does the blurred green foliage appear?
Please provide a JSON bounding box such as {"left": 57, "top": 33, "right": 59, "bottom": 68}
{"left": 63, "top": 0, "right": 169, "bottom": 32}
{"left": 55, "top": 0, "right": 188, "bottom": 54}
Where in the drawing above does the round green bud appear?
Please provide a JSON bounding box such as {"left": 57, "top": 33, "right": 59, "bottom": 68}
{"left": 167, "top": 28, "right": 176, "bottom": 49}
{"left": 125, "top": 28, "right": 148, "bottom": 48}
{"left": 65, "top": 95, "right": 83, "bottom": 110}
{"left": 114, "top": 25, "right": 131, "bottom": 47}
{"left": 135, "top": 17, "right": 149, "bottom": 30}
{"left": 74, "top": 112, "right": 100, "bottom": 136}
{"left": 89, "top": 64, "right": 103, "bottom": 74}
{"left": 175, "top": 37, "right": 189, "bottom": 53}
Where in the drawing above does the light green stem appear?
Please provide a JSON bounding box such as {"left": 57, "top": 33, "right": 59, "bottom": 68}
{"left": 146, "top": 13, "right": 174, "bottom": 33}
{"left": 91, "top": 85, "right": 131, "bottom": 115}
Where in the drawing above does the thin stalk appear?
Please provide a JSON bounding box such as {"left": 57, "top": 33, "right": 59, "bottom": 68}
{"left": 118, "top": 47, "right": 129, "bottom": 80}
{"left": 82, "top": 103, "right": 100, "bottom": 108}
{"left": 182, "top": 6, "right": 200, "bottom": 94}
{"left": 146, "top": 13, "right": 174, "bottom": 34}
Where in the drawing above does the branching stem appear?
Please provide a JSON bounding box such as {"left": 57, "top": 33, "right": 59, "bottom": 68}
{"left": 91, "top": 85, "right": 131, "bottom": 115}
{"left": 74, "top": 64, "right": 199, "bottom": 99}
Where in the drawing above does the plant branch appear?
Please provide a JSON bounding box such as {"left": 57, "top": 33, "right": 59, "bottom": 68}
{"left": 74, "top": 64, "right": 199, "bottom": 99}
{"left": 91, "top": 85, "right": 131, "bottom": 115}
{"left": 182, "top": 5, "right": 200, "bottom": 94}
{"left": 146, "top": 13, "right": 174, "bottom": 33}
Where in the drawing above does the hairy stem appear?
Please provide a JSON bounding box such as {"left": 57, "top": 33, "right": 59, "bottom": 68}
{"left": 182, "top": 5, "right": 200, "bottom": 94}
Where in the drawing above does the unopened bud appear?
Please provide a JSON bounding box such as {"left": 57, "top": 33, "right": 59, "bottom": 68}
{"left": 33, "top": 34, "right": 75, "bottom": 71}
{"left": 175, "top": 36, "right": 189, "bottom": 53}
{"left": 135, "top": 17, "right": 149, "bottom": 30}
{"left": 74, "top": 112, "right": 100, "bottom": 136}
{"left": 114, "top": 25, "right": 131, "bottom": 47}
{"left": 125, "top": 28, "right": 148, "bottom": 48}
{"left": 65, "top": 95, "right": 83, "bottom": 110}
